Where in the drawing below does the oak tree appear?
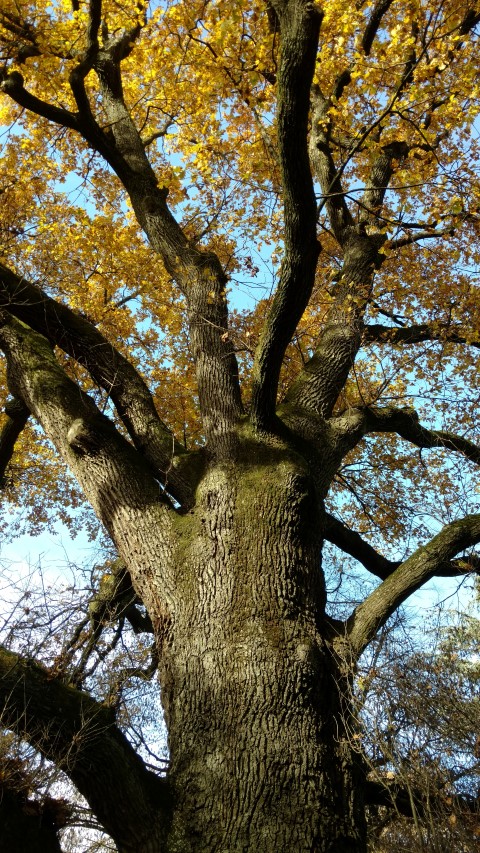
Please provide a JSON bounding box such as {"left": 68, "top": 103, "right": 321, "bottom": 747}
{"left": 0, "top": 0, "right": 479, "bottom": 850}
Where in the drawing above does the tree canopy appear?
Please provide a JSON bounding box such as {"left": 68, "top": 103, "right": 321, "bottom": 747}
{"left": 0, "top": 0, "right": 478, "bottom": 542}
{"left": 0, "top": 0, "right": 479, "bottom": 851}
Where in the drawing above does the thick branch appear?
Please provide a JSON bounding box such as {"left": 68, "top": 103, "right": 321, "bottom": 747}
{"left": 363, "top": 405, "right": 480, "bottom": 466}
{"left": 365, "top": 775, "right": 479, "bottom": 821}
{"left": 0, "top": 645, "right": 168, "bottom": 852}
{"left": 0, "top": 260, "right": 194, "bottom": 505}
{"left": 359, "top": 140, "right": 409, "bottom": 224}
{"left": 309, "top": 84, "right": 353, "bottom": 241}
{"left": 0, "top": 395, "right": 29, "bottom": 487}
{"left": 0, "top": 312, "right": 176, "bottom": 620}
{"left": 0, "top": 70, "right": 120, "bottom": 171}
{"left": 91, "top": 45, "right": 243, "bottom": 444}
{"left": 283, "top": 230, "right": 382, "bottom": 417}
{"left": 282, "top": 4, "right": 477, "bottom": 418}
{"left": 363, "top": 322, "right": 480, "bottom": 349}
{"left": 250, "top": 0, "right": 322, "bottom": 430}
{"left": 324, "top": 513, "right": 400, "bottom": 579}
{"left": 347, "top": 514, "right": 480, "bottom": 656}
{"left": 88, "top": 560, "right": 154, "bottom": 635}
{"left": 288, "top": 36, "right": 421, "bottom": 418}
{"left": 388, "top": 226, "right": 454, "bottom": 250}
{"left": 1, "top": 41, "right": 243, "bottom": 445}
{"left": 86, "top": 0, "right": 102, "bottom": 50}
{"left": 324, "top": 512, "right": 480, "bottom": 580}
{"left": 362, "top": 0, "right": 396, "bottom": 55}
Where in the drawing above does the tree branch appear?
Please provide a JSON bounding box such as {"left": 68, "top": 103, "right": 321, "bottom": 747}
{"left": 362, "top": 0, "right": 396, "bottom": 55}
{"left": 64, "top": 558, "right": 154, "bottom": 687}
{"left": 0, "top": 395, "right": 29, "bottom": 488}
{"left": 347, "top": 514, "right": 480, "bottom": 656}
{"left": 362, "top": 405, "right": 480, "bottom": 467}
{"left": 0, "top": 261, "right": 194, "bottom": 506}
{"left": 365, "top": 777, "right": 479, "bottom": 824}
{"left": 388, "top": 226, "right": 454, "bottom": 250}
{"left": 0, "top": 645, "right": 169, "bottom": 851}
{"left": 309, "top": 84, "right": 353, "bottom": 241}
{"left": 91, "top": 43, "right": 243, "bottom": 445}
{"left": 324, "top": 513, "right": 400, "bottom": 579}
{"left": 0, "top": 70, "right": 80, "bottom": 132}
{"left": 1, "top": 36, "right": 243, "bottom": 446}
{"left": 0, "top": 312, "right": 177, "bottom": 621}
{"left": 325, "top": 512, "right": 480, "bottom": 580}
{"left": 0, "top": 70, "right": 119, "bottom": 171}
{"left": 87, "top": 560, "right": 154, "bottom": 636}
{"left": 250, "top": 0, "right": 322, "bottom": 430}
{"left": 282, "top": 5, "right": 477, "bottom": 420}
{"left": 359, "top": 140, "right": 409, "bottom": 225}
{"left": 363, "top": 322, "right": 480, "bottom": 349}
{"left": 283, "top": 230, "right": 383, "bottom": 417}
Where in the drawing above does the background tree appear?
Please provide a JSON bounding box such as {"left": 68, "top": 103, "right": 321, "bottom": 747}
{"left": 0, "top": 0, "right": 479, "bottom": 851}
{"left": 360, "top": 599, "right": 480, "bottom": 852}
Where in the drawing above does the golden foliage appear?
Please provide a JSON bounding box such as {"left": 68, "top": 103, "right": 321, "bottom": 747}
{"left": 0, "top": 0, "right": 478, "bottom": 540}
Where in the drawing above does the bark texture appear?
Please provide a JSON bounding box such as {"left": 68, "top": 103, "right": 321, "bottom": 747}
{"left": 161, "top": 436, "right": 366, "bottom": 852}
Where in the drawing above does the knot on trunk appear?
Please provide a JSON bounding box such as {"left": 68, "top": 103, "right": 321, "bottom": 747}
{"left": 67, "top": 418, "right": 102, "bottom": 456}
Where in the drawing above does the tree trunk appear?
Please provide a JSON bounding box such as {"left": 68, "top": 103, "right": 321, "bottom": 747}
{"left": 156, "top": 438, "right": 366, "bottom": 852}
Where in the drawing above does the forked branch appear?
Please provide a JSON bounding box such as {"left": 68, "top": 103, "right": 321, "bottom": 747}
{"left": 325, "top": 512, "right": 480, "bottom": 581}
{"left": 0, "top": 261, "right": 194, "bottom": 505}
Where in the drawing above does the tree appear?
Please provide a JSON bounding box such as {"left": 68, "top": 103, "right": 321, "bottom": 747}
{"left": 359, "top": 603, "right": 480, "bottom": 851}
{"left": 0, "top": 0, "right": 479, "bottom": 850}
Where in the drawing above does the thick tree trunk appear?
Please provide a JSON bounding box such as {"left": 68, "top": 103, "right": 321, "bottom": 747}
{"left": 156, "top": 439, "right": 366, "bottom": 853}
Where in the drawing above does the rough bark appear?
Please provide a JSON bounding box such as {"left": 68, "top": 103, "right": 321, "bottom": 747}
{"left": 0, "top": 308, "right": 477, "bottom": 852}
{"left": 160, "top": 436, "right": 367, "bottom": 852}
